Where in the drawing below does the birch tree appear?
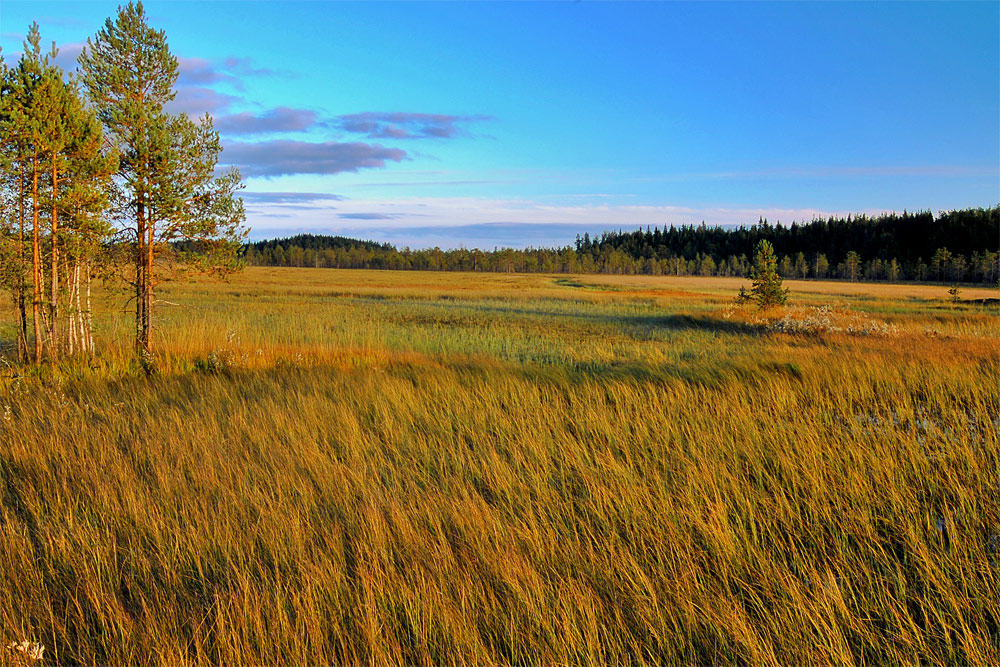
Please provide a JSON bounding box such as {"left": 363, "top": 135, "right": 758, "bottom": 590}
{"left": 2, "top": 26, "right": 117, "bottom": 363}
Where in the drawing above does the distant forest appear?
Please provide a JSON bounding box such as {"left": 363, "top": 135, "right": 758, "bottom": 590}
{"left": 245, "top": 207, "right": 1000, "bottom": 284}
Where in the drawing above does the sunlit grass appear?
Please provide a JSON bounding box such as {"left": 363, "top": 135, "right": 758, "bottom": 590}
{"left": 0, "top": 268, "right": 997, "bottom": 665}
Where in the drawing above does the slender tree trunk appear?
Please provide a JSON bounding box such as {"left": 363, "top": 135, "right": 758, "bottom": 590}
{"left": 50, "top": 155, "right": 60, "bottom": 361}
{"left": 84, "top": 260, "right": 94, "bottom": 354}
{"left": 144, "top": 213, "right": 154, "bottom": 352}
{"left": 16, "top": 158, "right": 29, "bottom": 362}
{"left": 31, "top": 152, "right": 43, "bottom": 364}
{"left": 74, "top": 262, "right": 84, "bottom": 355}
{"left": 67, "top": 262, "right": 77, "bottom": 356}
{"left": 136, "top": 190, "right": 146, "bottom": 352}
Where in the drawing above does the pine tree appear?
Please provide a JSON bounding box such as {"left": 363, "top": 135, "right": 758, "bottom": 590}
{"left": 0, "top": 45, "right": 30, "bottom": 359}
{"left": 79, "top": 1, "right": 245, "bottom": 353}
{"left": 814, "top": 253, "right": 829, "bottom": 279}
{"left": 2, "top": 28, "right": 119, "bottom": 363}
{"left": 749, "top": 240, "right": 788, "bottom": 308}
{"left": 794, "top": 251, "right": 808, "bottom": 279}
{"left": 9, "top": 24, "right": 53, "bottom": 363}
{"left": 843, "top": 251, "right": 861, "bottom": 282}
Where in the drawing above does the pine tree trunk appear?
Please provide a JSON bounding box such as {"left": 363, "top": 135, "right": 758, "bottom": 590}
{"left": 136, "top": 191, "right": 146, "bottom": 352}
{"left": 31, "top": 152, "right": 43, "bottom": 364}
{"left": 50, "top": 156, "right": 60, "bottom": 361}
{"left": 16, "top": 158, "right": 28, "bottom": 363}
{"left": 143, "top": 215, "right": 154, "bottom": 352}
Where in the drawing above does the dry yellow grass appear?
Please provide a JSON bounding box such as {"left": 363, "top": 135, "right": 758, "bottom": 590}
{"left": 0, "top": 268, "right": 997, "bottom": 665}
{"left": 578, "top": 272, "right": 1000, "bottom": 300}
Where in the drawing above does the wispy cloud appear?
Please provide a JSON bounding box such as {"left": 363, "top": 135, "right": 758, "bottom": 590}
{"left": 338, "top": 213, "right": 398, "bottom": 220}
{"left": 241, "top": 191, "right": 345, "bottom": 205}
{"left": 2, "top": 41, "right": 85, "bottom": 72}
{"left": 54, "top": 42, "right": 85, "bottom": 71}
{"left": 323, "top": 222, "right": 646, "bottom": 249}
{"left": 36, "top": 16, "right": 86, "bottom": 28}
{"left": 638, "top": 165, "right": 1000, "bottom": 182}
{"left": 351, "top": 179, "right": 500, "bottom": 188}
{"left": 223, "top": 56, "right": 290, "bottom": 78}
{"left": 212, "top": 108, "right": 493, "bottom": 139}
{"left": 170, "top": 55, "right": 292, "bottom": 116}
{"left": 337, "top": 112, "right": 492, "bottom": 139}
{"left": 242, "top": 195, "right": 888, "bottom": 247}
{"left": 177, "top": 56, "right": 243, "bottom": 90}
{"left": 223, "top": 140, "right": 407, "bottom": 177}
{"left": 165, "top": 86, "right": 241, "bottom": 116}
{"left": 214, "top": 107, "right": 320, "bottom": 135}
{"left": 177, "top": 55, "right": 286, "bottom": 90}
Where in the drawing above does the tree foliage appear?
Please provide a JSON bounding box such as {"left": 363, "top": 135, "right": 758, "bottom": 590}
{"left": 0, "top": 5, "right": 245, "bottom": 364}
{"left": 78, "top": 1, "right": 246, "bottom": 353}
{"left": 749, "top": 240, "right": 788, "bottom": 308}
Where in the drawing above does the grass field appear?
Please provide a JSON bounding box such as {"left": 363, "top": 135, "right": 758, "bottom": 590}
{"left": 1, "top": 268, "right": 998, "bottom": 665}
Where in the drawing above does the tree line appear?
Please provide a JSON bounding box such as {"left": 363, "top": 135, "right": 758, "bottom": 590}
{"left": 246, "top": 206, "right": 999, "bottom": 283}
{"left": 1, "top": 3, "right": 246, "bottom": 364}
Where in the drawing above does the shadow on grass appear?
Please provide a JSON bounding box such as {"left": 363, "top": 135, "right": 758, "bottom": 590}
{"left": 651, "top": 313, "right": 761, "bottom": 335}
{"left": 961, "top": 297, "right": 1000, "bottom": 307}
{"left": 444, "top": 352, "right": 797, "bottom": 390}
{"left": 372, "top": 297, "right": 763, "bottom": 337}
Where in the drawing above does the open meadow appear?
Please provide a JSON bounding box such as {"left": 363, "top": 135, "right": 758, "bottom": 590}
{"left": 0, "top": 267, "right": 998, "bottom": 665}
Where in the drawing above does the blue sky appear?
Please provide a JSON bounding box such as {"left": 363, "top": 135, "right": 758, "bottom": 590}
{"left": 2, "top": 1, "right": 998, "bottom": 248}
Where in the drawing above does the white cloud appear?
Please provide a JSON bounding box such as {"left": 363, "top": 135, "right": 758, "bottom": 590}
{"left": 242, "top": 195, "right": 894, "bottom": 246}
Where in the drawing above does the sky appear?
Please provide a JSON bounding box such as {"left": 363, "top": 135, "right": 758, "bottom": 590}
{"left": 2, "top": 1, "right": 998, "bottom": 249}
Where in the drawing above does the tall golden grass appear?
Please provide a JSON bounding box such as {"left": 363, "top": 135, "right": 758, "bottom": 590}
{"left": 0, "top": 268, "right": 997, "bottom": 665}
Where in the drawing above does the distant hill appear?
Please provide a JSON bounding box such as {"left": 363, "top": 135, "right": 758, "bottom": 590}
{"left": 247, "top": 233, "right": 392, "bottom": 253}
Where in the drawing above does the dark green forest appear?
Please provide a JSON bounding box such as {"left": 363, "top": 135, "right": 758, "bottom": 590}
{"left": 246, "top": 207, "right": 1000, "bottom": 283}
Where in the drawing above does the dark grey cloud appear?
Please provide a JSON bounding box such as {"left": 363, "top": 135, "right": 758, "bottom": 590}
{"left": 337, "top": 112, "right": 492, "bottom": 139}
{"left": 338, "top": 213, "right": 397, "bottom": 220}
{"left": 165, "top": 86, "right": 241, "bottom": 116}
{"left": 222, "top": 140, "right": 407, "bottom": 177}
{"left": 214, "top": 107, "right": 320, "bottom": 135}
{"left": 241, "top": 192, "right": 345, "bottom": 204}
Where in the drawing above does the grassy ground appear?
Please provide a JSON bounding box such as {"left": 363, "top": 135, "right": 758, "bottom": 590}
{"left": 0, "top": 268, "right": 998, "bottom": 665}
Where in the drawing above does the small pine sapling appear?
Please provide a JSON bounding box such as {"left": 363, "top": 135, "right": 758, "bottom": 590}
{"left": 749, "top": 240, "right": 789, "bottom": 308}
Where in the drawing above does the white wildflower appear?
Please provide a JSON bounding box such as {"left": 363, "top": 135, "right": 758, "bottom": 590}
{"left": 7, "top": 640, "right": 45, "bottom": 661}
